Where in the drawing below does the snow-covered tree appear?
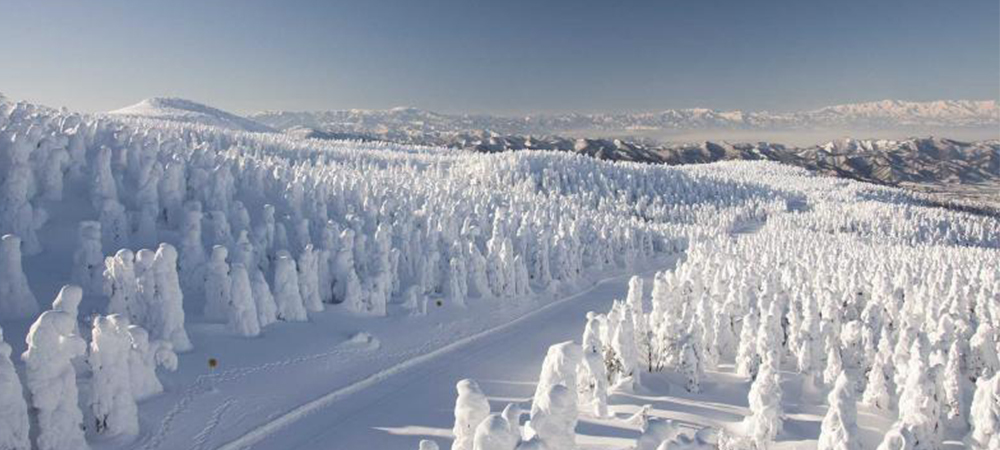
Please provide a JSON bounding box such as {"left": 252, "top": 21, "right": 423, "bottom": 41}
{"left": 611, "top": 302, "right": 641, "bottom": 390}
{"left": 0, "top": 234, "right": 38, "bottom": 319}
{"left": 965, "top": 373, "right": 1000, "bottom": 449}
{"left": 72, "top": 221, "right": 105, "bottom": 295}
{"left": 203, "top": 245, "right": 232, "bottom": 322}
{"left": 527, "top": 384, "right": 576, "bottom": 450}
{"left": 333, "top": 229, "right": 363, "bottom": 308}
{"left": 22, "top": 310, "right": 89, "bottom": 450}
{"left": 862, "top": 351, "right": 894, "bottom": 411}
{"left": 100, "top": 199, "right": 130, "bottom": 251}
{"left": 251, "top": 268, "right": 278, "bottom": 327}
{"left": 51, "top": 284, "right": 83, "bottom": 336}
{"left": 578, "top": 313, "right": 608, "bottom": 418}
{"left": 969, "top": 323, "right": 999, "bottom": 382}
{"left": 941, "top": 341, "right": 964, "bottom": 425}
{"left": 453, "top": 379, "right": 491, "bottom": 450}
{"left": 178, "top": 204, "right": 207, "bottom": 297}
{"left": 736, "top": 309, "right": 760, "bottom": 380}
{"left": 473, "top": 413, "right": 520, "bottom": 450}
{"left": 228, "top": 263, "right": 261, "bottom": 337}
{"left": 126, "top": 325, "right": 177, "bottom": 401}
{"left": 150, "top": 243, "right": 192, "bottom": 351}
{"left": 680, "top": 339, "right": 702, "bottom": 393}
{"left": 89, "top": 314, "right": 139, "bottom": 437}
{"left": 298, "top": 244, "right": 324, "bottom": 313}
{"left": 105, "top": 248, "right": 140, "bottom": 323}
{"left": 817, "top": 371, "right": 861, "bottom": 450}
{"left": 894, "top": 337, "right": 941, "bottom": 450}
{"left": 532, "top": 341, "right": 582, "bottom": 413}
{"left": 0, "top": 325, "right": 30, "bottom": 450}
{"left": 744, "top": 363, "right": 783, "bottom": 447}
{"left": 273, "top": 250, "right": 308, "bottom": 322}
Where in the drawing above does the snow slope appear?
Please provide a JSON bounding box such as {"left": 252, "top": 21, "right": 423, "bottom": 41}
{"left": 1, "top": 93, "right": 998, "bottom": 450}
{"left": 108, "top": 97, "right": 276, "bottom": 133}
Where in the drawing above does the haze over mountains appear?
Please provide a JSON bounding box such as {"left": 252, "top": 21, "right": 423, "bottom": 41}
{"left": 249, "top": 99, "right": 998, "bottom": 138}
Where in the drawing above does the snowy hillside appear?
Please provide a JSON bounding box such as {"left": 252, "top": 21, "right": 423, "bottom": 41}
{"left": 250, "top": 99, "right": 1000, "bottom": 136}
{"left": 0, "top": 93, "right": 998, "bottom": 450}
{"left": 109, "top": 97, "right": 276, "bottom": 133}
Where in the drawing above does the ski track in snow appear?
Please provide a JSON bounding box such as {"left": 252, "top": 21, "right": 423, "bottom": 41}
{"left": 212, "top": 258, "right": 682, "bottom": 450}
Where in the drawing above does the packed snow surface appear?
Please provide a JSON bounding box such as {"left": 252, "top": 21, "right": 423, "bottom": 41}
{"left": 0, "top": 94, "right": 998, "bottom": 450}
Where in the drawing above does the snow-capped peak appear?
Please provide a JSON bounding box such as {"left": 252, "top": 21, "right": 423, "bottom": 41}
{"left": 108, "top": 97, "right": 275, "bottom": 133}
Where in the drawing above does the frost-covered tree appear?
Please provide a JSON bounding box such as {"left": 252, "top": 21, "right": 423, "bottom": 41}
{"left": 0, "top": 234, "right": 38, "bottom": 319}
{"left": 51, "top": 284, "right": 83, "bottom": 336}
{"left": 473, "top": 413, "right": 520, "bottom": 450}
{"left": 251, "top": 268, "right": 278, "bottom": 327}
{"left": 22, "top": 310, "right": 89, "bottom": 450}
{"left": 532, "top": 341, "right": 582, "bottom": 413}
{"left": 894, "top": 337, "right": 941, "bottom": 450}
{"left": 744, "top": 363, "right": 782, "bottom": 447}
{"left": 203, "top": 245, "right": 232, "bottom": 322}
{"left": 228, "top": 263, "right": 261, "bottom": 337}
{"left": 91, "top": 145, "right": 118, "bottom": 209}
{"left": 578, "top": 313, "right": 608, "bottom": 418}
{"left": 824, "top": 344, "right": 844, "bottom": 387}
{"left": 178, "top": 204, "right": 207, "bottom": 297}
{"left": 736, "top": 309, "right": 760, "bottom": 380}
{"left": 72, "top": 220, "right": 105, "bottom": 295}
{"left": 968, "top": 323, "right": 999, "bottom": 382}
{"left": 680, "top": 339, "right": 702, "bottom": 393}
{"left": 0, "top": 325, "right": 30, "bottom": 450}
{"left": 862, "top": 350, "right": 894, "bottom": 411}
{"left": 273, "top": 250, "right": 307, "bottom": 322}
{"left": 333, "top": 229, "right": 363, "bottom": 308}
{"left": 453, "top": 379, "right": 491, "bottom": 450}
{"left": 89, "top": 314, "right": 139, "bottom": 437}
{"left": 105, "top": 248, "right": 140, "bottom": 321}
{"left": 965, "top": 373, "right": 1000, "bottom": 449}
{"left": 298, "top": 244, "right": 324, "bottom": 313}
{"left": 941, "top": 341, "right": 964, "bottom": 425}
{"left": 1, "top": 130, "right": 45, "bottom": 255}
{"left": 611, "top": 302, "right": 641, "bottom": 390}
{"left": 150, "top": 243, "right": 192, "bottom": 351}
{"left": 100, "top": 199, "right": 130, "bottom": 251}
{"left": 126, "top": 325, "right": 177, "bottom": 401}
{"left": 626, "top": 276, "right": 652, "bottom": 369}
{"left": 527, "top": 384, "right": 576, "bottom": 450}
{"left": 817, "top": 371, "right": 861, "bottom": 450}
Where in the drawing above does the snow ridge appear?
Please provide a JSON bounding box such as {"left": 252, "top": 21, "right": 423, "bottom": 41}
{"left": 108, "top": 98, "right": 275, "bottom": 133}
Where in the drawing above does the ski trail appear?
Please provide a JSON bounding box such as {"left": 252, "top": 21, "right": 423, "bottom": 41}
{"left": 213, "top": 259, "right": 679, "bottom": 450}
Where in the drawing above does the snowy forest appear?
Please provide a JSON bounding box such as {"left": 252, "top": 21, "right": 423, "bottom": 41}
{"left": 0, "top": 92, "right": 997, "bottom": 450}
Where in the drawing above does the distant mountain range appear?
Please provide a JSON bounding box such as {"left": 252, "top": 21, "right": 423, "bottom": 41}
{"left": 250, "top": 99, "right": 999, "bottom": 136}
{"left": 101, "top": 97, "right": 999, "bottom": 210}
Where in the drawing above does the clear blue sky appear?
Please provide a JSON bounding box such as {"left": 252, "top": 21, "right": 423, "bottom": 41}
{"left": 1, "top": 0, "right": 997, "bottom": 115}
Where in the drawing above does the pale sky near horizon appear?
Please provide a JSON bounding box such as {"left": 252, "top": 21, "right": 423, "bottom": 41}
{"left": 1, "top": 0, "right": 997, "bottom": 115}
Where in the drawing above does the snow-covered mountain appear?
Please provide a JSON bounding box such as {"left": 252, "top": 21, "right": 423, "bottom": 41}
{"left": 108, "top": 97, "right": 276, "bottom": 133}
{"left": 3, "top": 93, "right": 1000, "bottom": 450}
{"left": 250, "top": 99, "right": 999, "bottom": 136}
